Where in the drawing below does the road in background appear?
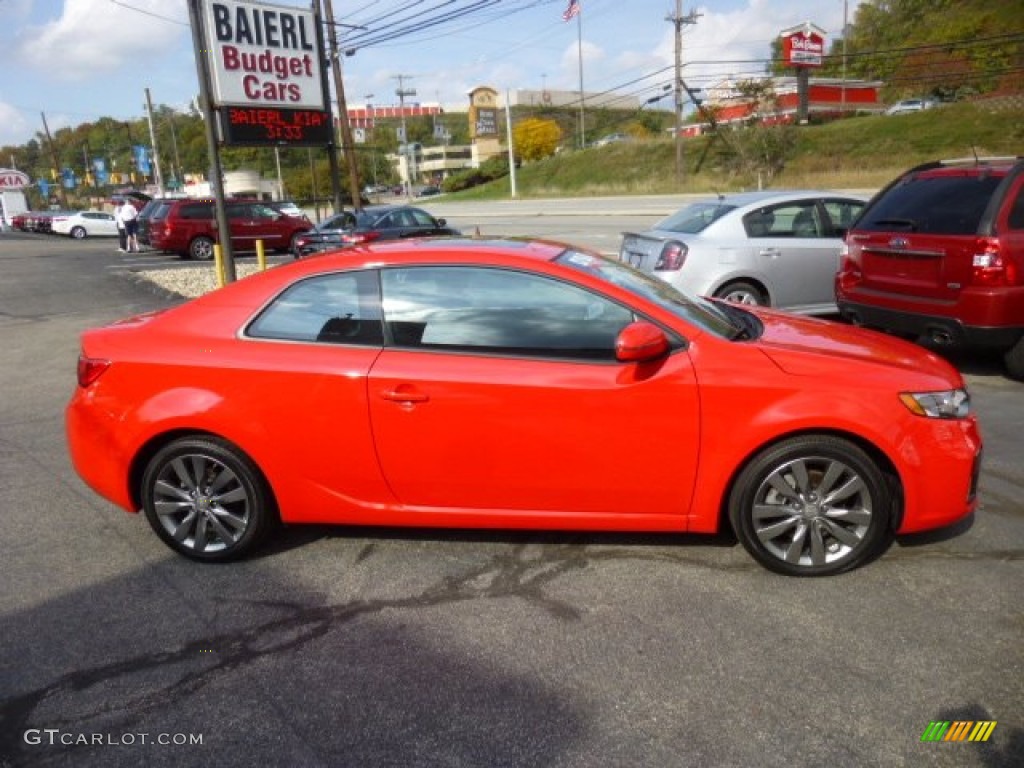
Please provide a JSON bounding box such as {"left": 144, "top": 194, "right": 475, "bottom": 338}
{"left": 421, "top": 195, "right": 689, "bottom": 255}
{"left": 0, "top": 223, "right": 1020, "bottom": 767}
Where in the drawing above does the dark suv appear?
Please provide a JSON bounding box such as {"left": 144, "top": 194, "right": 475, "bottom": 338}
{"left": 148, "top": 199, "right": 312, "bottom": 260}
{"left": 836, "top": 157, "right": 1024, "bottom": 379}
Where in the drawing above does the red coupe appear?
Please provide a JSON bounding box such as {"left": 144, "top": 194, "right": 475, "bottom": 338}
{"left": 67, "top": 238, "right": 982, "bottom": 576}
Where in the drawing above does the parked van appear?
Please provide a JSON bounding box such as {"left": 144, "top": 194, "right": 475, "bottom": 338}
{"left": 148, "top": 198, "right": 312, "bottom": 260}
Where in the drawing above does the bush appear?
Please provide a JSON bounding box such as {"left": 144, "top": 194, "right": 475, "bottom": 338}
{"left": 442, "top": 155, "right": 509, "bottom": 193}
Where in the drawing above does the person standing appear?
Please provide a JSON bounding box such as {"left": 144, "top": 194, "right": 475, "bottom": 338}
{"left": 114, "top": 200, "right": 127, "bottom": 251}
{"left": 121, "top": 199, "right": 139, "bottom": 252}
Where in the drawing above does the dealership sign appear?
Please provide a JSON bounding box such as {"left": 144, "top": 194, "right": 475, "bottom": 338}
{"left": 781, "top": 22, "right": 826, "bottom": 68}
{"left": 202, "top": 0, "right": 324, "bottom": 110}
{"left": 0, "top": 169, "right": 31, "bottom": 189}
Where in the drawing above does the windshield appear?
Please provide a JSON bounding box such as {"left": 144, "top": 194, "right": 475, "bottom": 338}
{"left": 555, "top": 250, "right": 740, "bottom": 338}
{"left": 653, "top": 201, "right": 736, "bottom": 234}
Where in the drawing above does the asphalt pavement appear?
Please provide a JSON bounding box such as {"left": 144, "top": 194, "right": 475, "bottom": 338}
{"left": 0, "top": 223, "right": 1021, "bottom": 768}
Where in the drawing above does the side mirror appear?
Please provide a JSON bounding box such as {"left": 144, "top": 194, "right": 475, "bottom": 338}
{"left": 436, "top": 218, "right": 446, "bottom": 226}
{"left": 615, "top": 321, "right": 670, "bottom": 363}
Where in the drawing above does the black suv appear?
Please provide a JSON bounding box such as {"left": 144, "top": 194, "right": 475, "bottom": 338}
{"left": 837, "top": 157, "right": 1024, "bottom": 379}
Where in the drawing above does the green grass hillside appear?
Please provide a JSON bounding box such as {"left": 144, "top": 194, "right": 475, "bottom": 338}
{"left": 454, "top": 99, "right": 1024, "bottom": 199}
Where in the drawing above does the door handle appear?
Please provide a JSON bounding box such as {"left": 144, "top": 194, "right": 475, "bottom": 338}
{"left": 759, "top": 247, "right": 780, "bottom": 258}
{"left": 381, "top": 388, "right": 429, "bottom": 403}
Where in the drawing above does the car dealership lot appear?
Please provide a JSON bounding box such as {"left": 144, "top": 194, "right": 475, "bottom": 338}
{"left": 1, "top": 217, "right": 1021, "bottom": 766}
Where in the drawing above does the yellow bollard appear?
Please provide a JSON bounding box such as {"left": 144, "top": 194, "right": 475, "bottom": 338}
{"left": 213, "top": 244, "right": 225, "bottom": 288}
{"left": 256, "top": 239, "right": 266, "bottom": 271}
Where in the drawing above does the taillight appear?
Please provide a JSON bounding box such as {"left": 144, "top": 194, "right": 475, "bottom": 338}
{"left": 654, "top": 240, "right": 687, "bottom": 271}
{"left": 342, "top": 231, "right": 382, "bottom": 245}
{"left": 77, "top": 355, "right": 111, "bottom": 388}
{"left": 971, "top": 238, "right": 1016, "bottom": 286}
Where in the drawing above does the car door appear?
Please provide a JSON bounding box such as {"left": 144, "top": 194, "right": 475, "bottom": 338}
{"left": 226, "top": 202, "right": 259, "bottom": 251}
{"left": 368, "top": 265, "right": 701, "bottom": 518}
{"left": 743, "top": 200, "right": 839, "bottom": 311}
{"left": 249, "top": 203, "right": 288, "bottom": 249}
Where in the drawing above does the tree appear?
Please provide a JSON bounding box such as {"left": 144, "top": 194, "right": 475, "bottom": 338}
{"left": 712, "top": 123, "right": 796, "bottom": 187}
{"left": 513, "top": 118, "right": 561, "bottom": 162}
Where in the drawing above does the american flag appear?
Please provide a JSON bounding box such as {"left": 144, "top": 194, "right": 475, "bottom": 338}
{"left": 562, "top": 0, "right": 580, "bottom": 22}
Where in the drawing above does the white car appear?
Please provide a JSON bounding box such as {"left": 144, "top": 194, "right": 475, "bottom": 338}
{"left": 885, "top": 98, "right": 936, "bottom": 115}
{"left": 51, "top": 210, "right": 119, "bottom": 239}
{"left": 619, "top": 190, "right": 867, "bottom": 315}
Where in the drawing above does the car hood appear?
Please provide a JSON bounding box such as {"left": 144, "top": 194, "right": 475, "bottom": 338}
{"left": 747, "top": 308, "right": 962, "bottom": 387}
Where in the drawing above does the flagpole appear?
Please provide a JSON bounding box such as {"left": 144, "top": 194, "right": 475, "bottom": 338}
{"left": 576, "top": 9, "right": 585, "bottom": 148}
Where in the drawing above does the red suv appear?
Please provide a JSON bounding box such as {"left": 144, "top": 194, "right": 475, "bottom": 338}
{"left": 148, "top": 199, "right": 312, "bottom": 261}
{"left": 836, "top": 157, "right": 1024, "bottom": 379}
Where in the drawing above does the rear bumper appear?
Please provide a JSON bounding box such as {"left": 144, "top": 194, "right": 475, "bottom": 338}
{"left": 837, "top": 299, "right": 1024, "bottom": 351}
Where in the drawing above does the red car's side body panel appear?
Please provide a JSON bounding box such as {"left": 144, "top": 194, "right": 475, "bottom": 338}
{"left": 367, "top": 347, "right": 700, "bottom": 517}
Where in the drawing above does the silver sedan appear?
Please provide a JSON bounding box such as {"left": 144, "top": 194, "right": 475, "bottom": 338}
{"left": 619, "top": 190, "right": 867, "bottom": 315}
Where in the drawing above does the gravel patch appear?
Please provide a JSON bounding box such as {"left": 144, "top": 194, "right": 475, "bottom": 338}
{"left": 134, "top": 263, "right": 274, "bottom": 299}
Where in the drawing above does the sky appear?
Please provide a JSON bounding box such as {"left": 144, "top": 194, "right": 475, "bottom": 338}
{"left": 0, "top": 0, "right": 862, "bottom": 149}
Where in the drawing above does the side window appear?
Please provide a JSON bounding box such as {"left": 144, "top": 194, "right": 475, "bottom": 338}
{"left": 246, "top": 271, "right": 383, "bottom": 345}
{"left": 822, "top": 199, "right": 865, "bottom": 235}
{"left": 226, "top": 203, "right": 251, "bottom": 219}
{"left": 252, "top": 204, "right": 279, "bottom": 219}
{"left": 408, "top": 209, "right": 435, "bottom": 226}
{"left": 180, "top": 203, "right": 213, "bottom": 220}
{"left": 381, "top": 266, "right": 635, "bottom": 360}
{"left": 743, "top": 208, "right": 776, "bottom": 237}
{"left": 744, "top": 202, "right": 821, "bottom": 238}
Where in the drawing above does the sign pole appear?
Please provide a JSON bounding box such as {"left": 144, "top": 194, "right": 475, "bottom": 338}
{"left": 314, "top": 0, "right": 344, "bottom": 214}
{"left": 323, "top": 0, "right": 363, "bottom": 211}
{"left": 187, "top": 0, "right": 236, "bottom": 282}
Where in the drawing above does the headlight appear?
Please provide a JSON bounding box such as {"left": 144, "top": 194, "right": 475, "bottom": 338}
{"left": 899, "top": 389, "right": 970, "bottom": 419}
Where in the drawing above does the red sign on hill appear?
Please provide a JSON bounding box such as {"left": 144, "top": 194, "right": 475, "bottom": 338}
{"left": 781, "top": 22, "right": 826, "bottom": 68}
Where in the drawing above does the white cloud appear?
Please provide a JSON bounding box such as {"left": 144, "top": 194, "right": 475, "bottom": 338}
{"left": 0, "top": 101, "right": 34, "bottom": 147}
{"left": 16, "top": 0, "right": 187, "bottom": 80}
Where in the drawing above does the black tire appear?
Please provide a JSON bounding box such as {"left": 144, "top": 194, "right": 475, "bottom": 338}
{"left": 189, "top": 236, "right": 215, "bottom": 261}
{"left": 714, "top": 280, "right": 767, "bottom": 306}
{"left": 728, "top": 435, "right": 893, "bottom": 576}
{"left": 141, "top": 437, "right": 275, "bottom": 562}
{"left": 70, "top": 226, "right": 87, "bottom": 239}
{"left": 1003, "top": 336, "right": 1024, "bottom": 381}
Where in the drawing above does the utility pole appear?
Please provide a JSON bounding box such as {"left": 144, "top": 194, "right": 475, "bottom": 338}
{"left": 393, "top": 74, "right": 416, "bottom": 196}
{"left": 144, "top": 87, "right": 164, "bottom": 196}
{"left": 667, "top": 1, "right": 701, "bottom": 187}
{"left": 323, "top": 0, "right": 363, "bottom": 211}
{"left": 40, "top": 112, "right": 69, "bottom": 209}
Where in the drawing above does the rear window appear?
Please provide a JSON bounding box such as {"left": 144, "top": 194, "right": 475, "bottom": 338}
{"left": 149, "top": 201, "right": 173, "bottom": 221}
{"left": 654, "top": 202, "right": 736, "bottom": 234}
{"left": 857, "top": 174, "right": 1003, "bottom": 235}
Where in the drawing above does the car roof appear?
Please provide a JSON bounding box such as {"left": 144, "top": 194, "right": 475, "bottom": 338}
{"left": 908, "top": 157, "right": 1022, "bottom": 178}
{"left": 694, "top": 189, "right": 863, "bottom": 207}
{"left": 359, "top": 204, "right": 415, "bottom": 214}
{"left": 340, "top": 237, "right": 567, "bottom": 261}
